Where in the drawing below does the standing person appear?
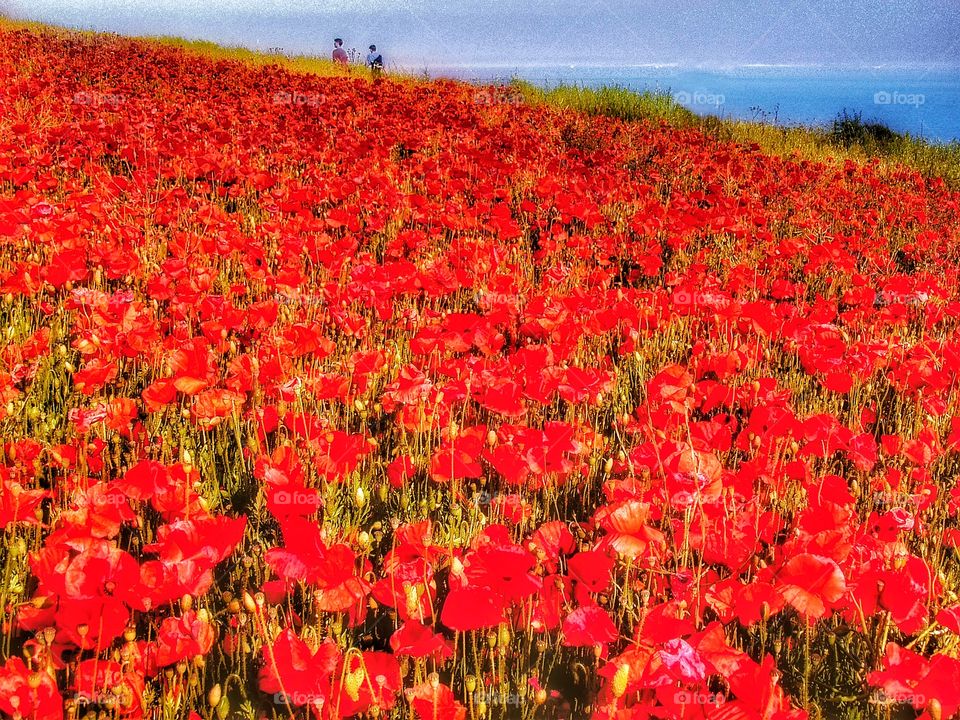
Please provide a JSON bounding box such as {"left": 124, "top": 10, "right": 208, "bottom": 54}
{"left": 366, "top": 44, "right": 384, "bottom": 79}
{"left": 332, "top": 38, "right": 349, "bottom": 68}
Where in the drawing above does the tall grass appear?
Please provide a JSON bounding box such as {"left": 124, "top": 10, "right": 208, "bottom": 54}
{"left": 0, "top": 14, "right": 350, "bottom": 77}
{"left": 510, "top": 80, "right": 699, "bottom": 128}
{"left": 508, "top": 77, "right": 960, "bottom": 188}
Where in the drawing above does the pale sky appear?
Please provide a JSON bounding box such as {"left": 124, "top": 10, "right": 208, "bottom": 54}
{"left": 3, "top": 0, "right": 959, "bottom": 68}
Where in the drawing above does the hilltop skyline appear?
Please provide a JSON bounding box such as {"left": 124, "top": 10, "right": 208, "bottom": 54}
{"left": 3, "top": 0, "right": 959, "bottom": 69}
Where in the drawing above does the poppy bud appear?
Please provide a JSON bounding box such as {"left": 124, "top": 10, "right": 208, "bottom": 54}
{"left": 612, "top": 663, "right": 630, "bottom": 698}
{"left": 344, "top": 668, "right": 364, "bottom": 701}
{"left": 476, "top": 701, "right": 487, "bottom": 716}
{"left": 215, "top": 696, "right": 230, "bottom": 720}
{"left": 498, "top": 625, "right": 511, "bottom": 647}
{"left": 603, "top": 457, "right": 614, "bottom": 474}
{"left": 181, "top": 594, "right": 193, "bottom": 611}
{"left": 242, "top": 592, "right": 257, "bottom": 613}
{"left": 10, "top": 538, "right": 26, "bottom": 557}
{"left": 487, "top": 430, "right": 497, "bottom": 447}
{"left": 355, "top": 486, "right": 367, "bottom": 507}
{"left": 928, "top": 698, "right": 942, "bottom": 720}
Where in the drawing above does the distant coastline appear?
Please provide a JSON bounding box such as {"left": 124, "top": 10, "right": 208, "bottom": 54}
{"left": 429, "top": 64, "right": 960, "bottom": 143}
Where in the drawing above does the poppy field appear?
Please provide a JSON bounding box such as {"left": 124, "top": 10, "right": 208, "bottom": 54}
{"left": 5, "top": 25, "right": 960, "bottom": 720}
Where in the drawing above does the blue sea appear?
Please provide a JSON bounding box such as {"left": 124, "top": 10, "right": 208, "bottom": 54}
{"left": 428, "top": 64, "right": 960, "bottom": 144}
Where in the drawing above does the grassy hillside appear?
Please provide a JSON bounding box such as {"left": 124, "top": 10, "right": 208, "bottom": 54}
{"left": 3, "top": 13, "right": 958, "bottom": 186}
{"left": 512, "top": 82, "right": 960, "bottom": 188}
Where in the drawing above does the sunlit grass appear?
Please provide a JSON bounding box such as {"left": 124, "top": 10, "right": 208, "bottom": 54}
{"left": 0, "top": 13, "right": 355, "bottom": 78}
{"left": 510, "top": 80, "right": 699, "bottom": 128}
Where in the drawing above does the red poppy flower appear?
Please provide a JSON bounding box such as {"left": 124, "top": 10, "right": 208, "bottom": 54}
{"left": 440, "top": 586, "right": 506, "bottom": 631}
{"left": 390, "top": 621, "right": 454, "bottom": 661}
{"left": 406, "top": 680, "right": 467, "bottom": 720}
{"left": 775, "top": 553, "right": 847, "bottom": 621}
{"left": 562, "top": 604, "right": 619, "bottom": 647}
{"left": 0, "top": 658, "right": 61, "bottom": 720}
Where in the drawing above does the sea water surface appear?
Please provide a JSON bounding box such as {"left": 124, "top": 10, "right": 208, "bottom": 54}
{"left": 428, "top": 64, "right": 960, "bottom": 144}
